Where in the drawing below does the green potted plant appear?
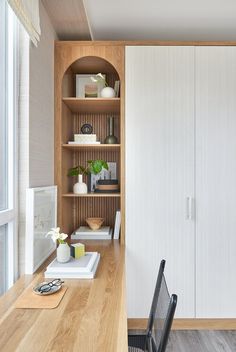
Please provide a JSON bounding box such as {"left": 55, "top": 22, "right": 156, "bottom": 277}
{"left": 68, "top": 159, "right": 108, "bottom": 194}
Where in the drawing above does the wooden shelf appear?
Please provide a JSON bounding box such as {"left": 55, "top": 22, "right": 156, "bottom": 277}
{"left": 62, "top": 144, "right": 120, "bottom": 151}
{"left": 62, "top": 193, "right": 121, "bottom": 198}
{"left": 62, "top": 98, "right": 120, "bottom": 113}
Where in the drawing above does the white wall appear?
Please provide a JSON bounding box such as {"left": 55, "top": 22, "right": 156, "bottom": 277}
{"left": 18, "top": 2, "right": 57, "bottom": 274}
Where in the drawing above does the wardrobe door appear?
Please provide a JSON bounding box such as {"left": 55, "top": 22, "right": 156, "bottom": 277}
{"left": 125, "top": 46, "right": 195, "bottom": 318}
{"left": 196, "top": 47, "right": 236, "bottom": 317}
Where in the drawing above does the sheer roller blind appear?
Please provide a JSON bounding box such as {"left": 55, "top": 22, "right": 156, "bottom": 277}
{"left": 7, "top": 0, "right": 41, "bottom": 46}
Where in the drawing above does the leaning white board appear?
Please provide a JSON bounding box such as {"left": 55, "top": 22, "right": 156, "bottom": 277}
{"left": 25, "top": 186, "right": 57, "bottom": 274}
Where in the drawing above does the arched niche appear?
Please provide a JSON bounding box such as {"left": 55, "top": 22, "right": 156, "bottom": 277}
{"left": 62, "top": 56, "right": 120, "bottom": 98}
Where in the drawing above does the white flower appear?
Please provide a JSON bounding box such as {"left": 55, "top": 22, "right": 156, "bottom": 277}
{"left": 46, "top": 227, "right": 68, "bottom": 243}
{"left": 59, "top": 233, "right": 68, "bottom": 241}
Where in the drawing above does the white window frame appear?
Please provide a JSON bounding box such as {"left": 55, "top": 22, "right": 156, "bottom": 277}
{"left": 0, "top": 1, "right": 19, "bottom": 289}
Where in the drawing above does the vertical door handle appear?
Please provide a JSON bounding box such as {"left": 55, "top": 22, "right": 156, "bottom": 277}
{"left": 186, "top": 197, "right": 194, "bottom": 220}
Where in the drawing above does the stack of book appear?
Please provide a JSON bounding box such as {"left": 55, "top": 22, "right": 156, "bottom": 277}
{"left": 94, "top": 179, "right": 120, "bottom": 193}
{"left": 68, "top": 134, "right": 101, "bottom": 145}
{"left": 72, "top": 226, "right": 112, "bottom": 240}
{"left": 44, "top": 252, "right": 100, "bottom": 279}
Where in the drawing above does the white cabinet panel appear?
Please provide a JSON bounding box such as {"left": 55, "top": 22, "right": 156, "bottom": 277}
{"left": 196, "top": 47, "right": 236, "bottom": 318}
{"left": 125, "top": 46, "right": 195, "bottom": 318}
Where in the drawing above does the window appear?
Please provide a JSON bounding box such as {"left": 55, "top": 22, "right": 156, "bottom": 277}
{"left": 0, "top": 0, "right": 18, "bottom": 294}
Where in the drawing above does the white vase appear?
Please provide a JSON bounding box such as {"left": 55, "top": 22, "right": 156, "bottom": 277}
{"left": 101, "top": 86, "right": 116, "bottom": 98}
{"left": 57, "top": 243, "right": 70, "bottom": 263}
{"left": 73, "top": 174, "right": 88, "bottom": 194}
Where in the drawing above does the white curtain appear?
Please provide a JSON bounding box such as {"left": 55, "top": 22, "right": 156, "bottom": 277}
{"left": 7, "top": 0, "right": 41, "bottom": 46}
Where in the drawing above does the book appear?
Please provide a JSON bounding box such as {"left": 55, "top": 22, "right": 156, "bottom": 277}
{"left": 68, "top": 141, "right": 101, "bottom": 145}
{"left": 72, "top": 227, "right": 112, "bottom": 240}
{"left": 75, "top": 226, "right": 111, "bottom": 235}
{"left": 94, "top": 189, "right": 120, "bottom": 193}
{"left": 45, "top": 252, "right": 98, "bottom": 273}
{"left": 97, "top": 179, "right": 118, "bottom": 185}
{"left": 70, "top": 243, "right": 85, "bottom": 259}
{"left": 45, "top": 254, "right": 100, "bottom": 279}
{"left": 114, "top": 80, "right": 120, "bottom": 97}
{"left": 113, "top": 210, "right": 121, "bottom": 239}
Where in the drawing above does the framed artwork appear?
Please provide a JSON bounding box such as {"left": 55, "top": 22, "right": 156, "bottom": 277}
{"left": 76, "top": 74, "right": 106, "bottom": 98}
{"left": 25, "top": 186, "right": 57, "bottom": 274}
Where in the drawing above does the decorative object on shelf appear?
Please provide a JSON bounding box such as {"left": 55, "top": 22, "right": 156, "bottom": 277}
{"left": 70, "top": 243, "right": 85, "bottom": 259}
{"left": 81, "top": 123, "right": 93, "bottom": 134}
{"left": 86, "top": 217, "right": 104, "bottom": 231}
{"left": 95, "top": 179, "right": 120, "bottom": 192}
{"left": 114, "top": 80, "right": 120, "bottom": 97}
{"left": 68, "top": 159, "right": 108, "bottom": 194}
{"left": 91, "top": 73, "right": 115, "bottom": 98}
{"left": 104, "top": 116, "right": 118, "bottom": 144}
{"left": 33, "top": 279, "right": 64, "bottom": 295}
{"left": 113, "top": 210, "right": 121, "bottom": 240}
{"left": 72, "top": 133, "right": 99, "bottom": 144}
{"left": 101, "top": 86, "right": 116, "bottom": 98}
{"left": 76, "top": 74, "right": 106, "bottom": 98}
{"left": 46, "top": 227, "right": 70, "bottom": 263}
{"left": 73, "top": 174, "right": 88, "bottom": 194}
{"left": 88, "top": 162, "right": 117, "bottom": 192}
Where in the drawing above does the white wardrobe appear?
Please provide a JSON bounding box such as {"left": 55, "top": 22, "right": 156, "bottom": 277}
{"left": 125, "top": 46, "right": 236, "bottom": 318}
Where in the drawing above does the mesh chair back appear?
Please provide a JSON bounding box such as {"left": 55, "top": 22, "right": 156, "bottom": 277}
{"left": 152, "top": 276, "right": 177, "bottom": 352}
{"left": 146, "top": 260, "right": 166, "bottom": 337}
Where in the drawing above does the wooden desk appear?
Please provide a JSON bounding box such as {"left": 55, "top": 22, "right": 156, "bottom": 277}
{"left": 0, "top": 241, "right": 128, "bottom": 352}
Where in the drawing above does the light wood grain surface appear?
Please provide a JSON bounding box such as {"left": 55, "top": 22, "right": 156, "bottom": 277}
{"left": 0, "top": 241, "right": 128, "bottom": 352}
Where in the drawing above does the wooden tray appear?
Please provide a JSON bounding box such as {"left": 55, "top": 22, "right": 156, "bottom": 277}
{"left": 14, "top": 284, "right": 67, "bottom": 309}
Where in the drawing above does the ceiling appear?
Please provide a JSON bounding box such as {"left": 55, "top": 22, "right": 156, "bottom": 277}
{"left": 42, "top": 0, "right": 236, "bottom": 41}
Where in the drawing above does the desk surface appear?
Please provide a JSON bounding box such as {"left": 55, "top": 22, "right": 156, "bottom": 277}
{"left": 0, "top": 241, "right": 128, "bottom": 352}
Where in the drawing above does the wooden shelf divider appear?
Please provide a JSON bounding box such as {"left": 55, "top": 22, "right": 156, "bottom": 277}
{"left": 62, "top": 144, "right": 120, "bottom": 151}
{"left": 62, "top": 193, "right": 121, "bottom": 198}
{"left": 62, "top": 97, "right": 120, "bottom": 113}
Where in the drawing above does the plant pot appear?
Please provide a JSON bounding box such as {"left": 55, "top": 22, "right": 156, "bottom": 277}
{"left": 73, "top": 174, "right": 88, "bottom": 194}
{"left": 57, "top": 243, "right": 70, "bottom": 263}
{"left": 101, "top": 87, "right": 115, "bottom": 98}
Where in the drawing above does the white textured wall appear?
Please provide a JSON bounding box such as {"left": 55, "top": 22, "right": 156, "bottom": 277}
{"left": 19, "top": 2, "right": 57, "bottom": 274}
{"left": 29, "top": 3, "right": 56, "bottom": 187}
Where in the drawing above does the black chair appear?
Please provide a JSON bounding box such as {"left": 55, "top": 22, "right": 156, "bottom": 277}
{"left": 128, "top": 260, "right": 177, "bottom": 352}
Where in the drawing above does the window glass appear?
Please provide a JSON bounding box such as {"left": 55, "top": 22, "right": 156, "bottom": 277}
{"left": 0, "top": 0, "right": 7, "bottom": 211}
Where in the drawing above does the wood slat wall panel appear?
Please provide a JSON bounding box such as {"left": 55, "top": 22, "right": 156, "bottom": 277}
{"left": 74, "top": 197, "right": 120, "bottom": 231}
{"left": 72, "top": 149, "right": 120, "bottom": 192}
{"left": 73, "top": 113, "right": 120, "bottom": 144}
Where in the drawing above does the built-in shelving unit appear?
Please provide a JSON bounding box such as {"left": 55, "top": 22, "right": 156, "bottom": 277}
{"left": 55, "top": 42, "right": 125, "bottom": 242}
